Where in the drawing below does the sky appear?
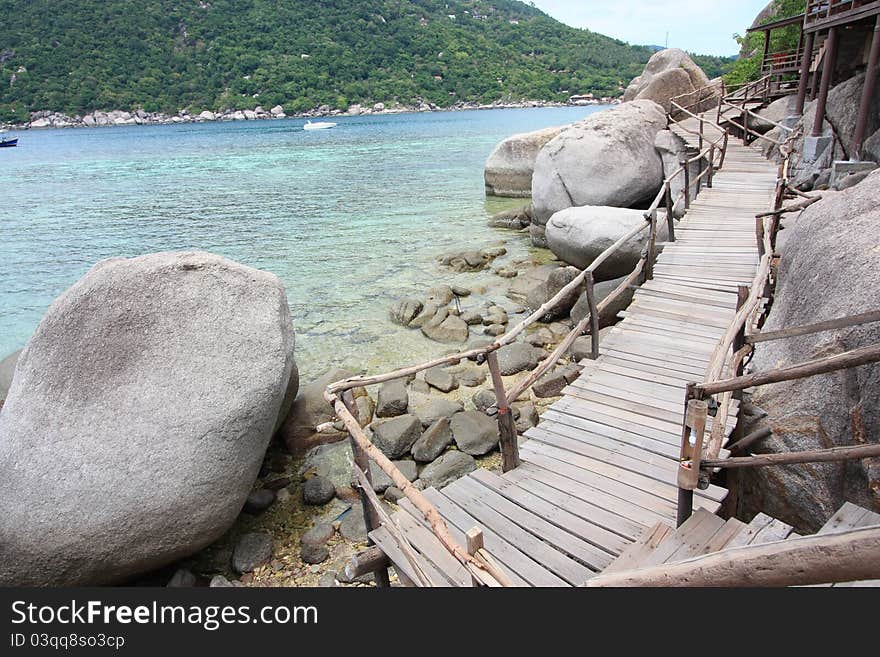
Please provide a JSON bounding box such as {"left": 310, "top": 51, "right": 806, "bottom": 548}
{"left": 528, "top": 1, "right": 773, "bottom": 56}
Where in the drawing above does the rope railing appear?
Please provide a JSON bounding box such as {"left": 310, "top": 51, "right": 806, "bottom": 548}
{"left": 322, "top": 98, "right": 733, "bottom": 586}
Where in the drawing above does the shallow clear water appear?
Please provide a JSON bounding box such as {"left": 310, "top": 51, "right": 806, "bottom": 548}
{"left": 0, "top": 106, "right": 607, "bottom": 379}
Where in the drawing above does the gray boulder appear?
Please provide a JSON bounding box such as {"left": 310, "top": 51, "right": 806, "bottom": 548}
{"left": 303, "top": 475, "right": 337, "bottom": 505}
{"left": 424, "top": 366, "right": 458, "bottom": 393}
{"left": 654, "top": 129, "right": 696, "bottom": 218}
{"left": 368, "top": 460, "right": 417, "bottom": 493}
{"left": 546, "top": 205, "right": 669, "bottom": 280}
{"left": 526, "top": 266, "right": 583, "bottom": 321}
{"left": 0, "top": 348, "right": 21, "bottom": 403}
{"left": 371, "top": 414, "right": 422, "bottom": 459}
{"left": 299, "top": 440, "right": 354, "bottom": 490}
{"left": 570, "top": 274, "right": 635, "bottom": 328}
{"left": 233, "top": 533, "right": 273, "bottom": 574}
{"left": 411, "top": 417, "right": 454, "bottom": 462}
{"left": 421, "top": 308, "right": 469, "bottom": 344}
{"left": 377, "top": 378, "right": 408, "bottom": 417}
{"left": 635, "top": 68, "right": 694, "bottom": 114}
{"left": 419, "top": 451, "right": 477, "bottom": 490}
{"left": 413, "top": 398, "right": 464, "bottom": 427}
{"left": 496, "top": 343, "right": 545, "bottom": 376}
{"left": 0, "top": 251, "right": 296, "bottom": 586}
{"left": 484, "top": 126, "right": 565, "bottom": 197}
{"left": 280, "top": 367, "right": 353, "bottom": 454}
{"left": 507, "top": 264, "right": 558, "bottom": 305}
{"left": 741, "top": 172, "right": 880, "bottom": 532}
{"left": 531, "top": 100, "right": 667, "bottom": 229}
{"left": 450, "top": 411, "right": 500, "bottom": 455}
{"left": 390, "top": 297, "right": 423, "bottom": 326}
{"left": 752, "top": 95, "right": 796, "bottom": 134}
{"left": 624, "top": 48, "right": 715, "bottom": 109}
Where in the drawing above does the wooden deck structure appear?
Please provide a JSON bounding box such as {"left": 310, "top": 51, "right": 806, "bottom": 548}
{"left": 366, "top": 119, "right": 781, "bottom": 586}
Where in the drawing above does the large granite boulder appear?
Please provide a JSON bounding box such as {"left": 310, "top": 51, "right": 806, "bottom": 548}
{"left": 531, "top": 101, "right": 667, "bottom": 231}
{"left": 545, "top": 205, "right": 670, "bottom": 280}
{"left": 825, "top": 72, "right": 880, "bottom": 160}
{"left": 484, "top": 126, "right": 564, "bottom": 197}
{"left": 279, "top": 367, "right": 353, "bottom": 455}
{"left": 570, "top": 274, "right": 635, "bottom": 328}
{"left": 0, "top": 349, "right": 21, "bottom": 404}
{"left": 0, "top": 251, "right": 297, "bottom": 585}
{"left": 634, "top": 68, "right": 695, "bottom": 114}
{"left": 624, "top": 48, "right": 716, "bottom": 110}
{"left": 752, "top": 95, "right": 796, "bottom": 134}
{"left": 526, "top": 266, "right": 583, "bottom": 321}
{"left": 740, "top": 173, "right": 880, "bottom": 532}
{"left": 654, "top": 129, "right": 695, "bottom": 218}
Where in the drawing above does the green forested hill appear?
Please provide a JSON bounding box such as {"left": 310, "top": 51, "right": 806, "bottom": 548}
{"left": 0, "top": 0, "right": 663, "bottom": 122}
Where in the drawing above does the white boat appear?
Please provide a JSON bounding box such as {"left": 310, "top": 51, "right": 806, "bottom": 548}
{"left": 303, "top": 120, "right": 337, "bottom": 130}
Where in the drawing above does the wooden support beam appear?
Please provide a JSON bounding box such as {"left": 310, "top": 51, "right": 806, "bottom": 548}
{"left": 702, "top": 443, "right": 880, "bottom": 469}
{"left": 345, "top": 546, "right": 391, "bottom": 582}
{"left": 698, "top": 343, "right": 880, "bottom": 396}
{"left": 583, "top": 526, "right": 880, "bottom": 587}
{"left": 812, "top": 26, "right": 839, "bottom": 137}
{"left": 850, "top": 15, "right": 880, "bottom": 159}
{"left": 796, "top": 31, "right": 815, "bottom": 116}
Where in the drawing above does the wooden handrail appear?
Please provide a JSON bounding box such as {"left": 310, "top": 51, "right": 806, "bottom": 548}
{"left": 583, "top": 525, "right": 880, "bottom": 587}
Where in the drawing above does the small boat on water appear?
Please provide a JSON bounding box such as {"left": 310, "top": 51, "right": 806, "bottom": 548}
{"left": 0, "top": 130, "right": 17, "bottom": 147}
{"left": 303, "top": 120, "right": 337, "bottom": 131}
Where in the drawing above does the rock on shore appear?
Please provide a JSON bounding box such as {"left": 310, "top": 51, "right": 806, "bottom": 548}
{"left": 545, "top": 205, "right": 670, "bottom": 279}
{"left": 530, "top": 100, "right": 667, "bottom": 233}
{"left": 484, "top": 126, "right": 564, "bottom": 197}
{"left": 0, "top": 251, "right": 297, "bottom": 585}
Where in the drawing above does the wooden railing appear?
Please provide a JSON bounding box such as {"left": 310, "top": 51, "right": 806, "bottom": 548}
{"left": 324, "top": 105, "right": 731, "bottom": 586}
{"left": 674, "top": 125, "right": 880, "bottom": 525}
{"left": 805, "top": 0, "right": 880, "bottom": 25}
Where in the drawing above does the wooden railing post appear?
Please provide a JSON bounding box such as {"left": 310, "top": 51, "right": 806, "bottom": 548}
{"left": 343, "top": 390, "right": 391, "bottom": 587}
{"left": 486, "top": 351, "right": 521, "bottom": 472}
{"left": 585, "top": 272, "right": 600, "bottom": 359}
{"left": 644, "top": 209, "right": 657, "bottom": 282}
{"left": 682, "top": 159, "right": 691, "bottom": 209}
{"left": 664, "top": 185, "right": 675, "bottom": 242}
{"left": 707, "top": 145, "right": 715, "bottom": 188}
{"left": 698, "top": 118, "right": 704, "bottom": 151}
{"left": 732, "top": 285, "right": 749, "bottom": 401}
{"left": 719, "top": 131, "right": 728, "bottom": 170}
{"left": 742, "top": 108, "right": 749, "bottom": 146}
{"left": 677, "top": 385, "right": 708, "bottom": 527}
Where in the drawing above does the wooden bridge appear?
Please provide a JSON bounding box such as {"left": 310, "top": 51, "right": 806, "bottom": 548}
{"left": 326, "top": 95, "right": 880, "bottom": 587}
{"left": 365, "top": 123, "right": 779, "bottom": 586}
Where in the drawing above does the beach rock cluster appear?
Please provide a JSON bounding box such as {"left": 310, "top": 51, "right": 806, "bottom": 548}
{"left": 0, "top": 251, "right": 298, "bottom": 586}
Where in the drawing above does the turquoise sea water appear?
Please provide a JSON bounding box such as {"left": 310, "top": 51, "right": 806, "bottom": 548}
{"left": 0, "top": 107, "right": 607, "bottom": 379}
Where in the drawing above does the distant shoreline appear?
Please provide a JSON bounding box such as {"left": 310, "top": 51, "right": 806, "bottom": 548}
{"left": 3, "top": 97, "right": 620, "bottom": 131}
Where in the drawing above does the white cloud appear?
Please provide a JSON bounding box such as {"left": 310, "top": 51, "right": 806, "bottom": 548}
{"left": 528, "top": 1, "right": 775, "bottom": 55}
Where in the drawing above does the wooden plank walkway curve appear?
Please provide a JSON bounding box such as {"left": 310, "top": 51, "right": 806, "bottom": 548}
{"left": 370, "top": 121, "right": 780, "bottom": 586}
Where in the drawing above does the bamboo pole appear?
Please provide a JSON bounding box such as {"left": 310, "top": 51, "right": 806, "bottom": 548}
{"left": 324, "top": 390, "right": 510, "bottom": 586}
{"left": 699, "top": 343, "right": 880, "bottom": 397}
{"left": 583, "top": 526, "right": 880, "bottom": 587}
{"left": 702, "top": 443, "right": 880, "bottom": 469}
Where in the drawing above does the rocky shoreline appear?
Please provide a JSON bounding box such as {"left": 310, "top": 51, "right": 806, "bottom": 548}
{"left": 3, "top": 97, "right": 620, "bottom": 131}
